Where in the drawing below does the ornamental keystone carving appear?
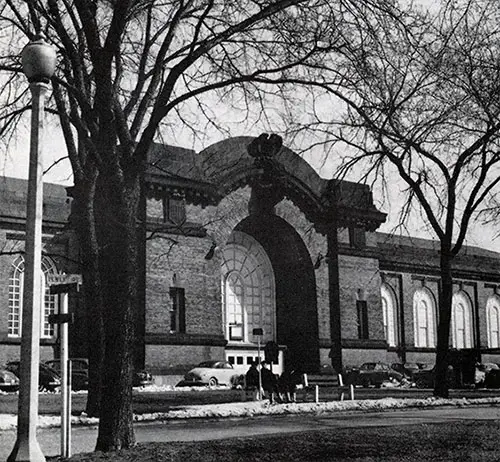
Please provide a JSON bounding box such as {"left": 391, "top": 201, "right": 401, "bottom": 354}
{"left": 247, "top": 133, "right": 283, "bottom": 159}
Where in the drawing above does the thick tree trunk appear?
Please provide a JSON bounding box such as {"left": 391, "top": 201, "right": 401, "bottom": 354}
{"left": 433, "top": 244, "right": 454, "bottom": 398}
{"left": 71, "top": 177, "right": 105, "bottom": 418}
{"left": 94, "top": 172, "right": 139, "bottom": 451}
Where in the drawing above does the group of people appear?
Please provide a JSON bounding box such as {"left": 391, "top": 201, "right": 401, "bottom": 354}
{"left": 245, "top": 361, "right": 300, "bottom": 404}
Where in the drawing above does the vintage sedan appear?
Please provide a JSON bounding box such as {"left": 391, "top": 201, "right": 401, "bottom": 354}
{"left": 391, "top": 362, "right": 427, "bottom": 380}
{"left": 0, "top": 367, "right": 20, "bottom": 392}
{"left": 351, "top": 362, "right": 403, "bottom": 388}
{"left": 413, "top": 364, "right": 456, "bottom": 388}
{"left": 6, "top": 361, "right": 61, "bottom": 392}
{"left": 179, "top": 360, "right": 241, "bottom": 387}
{"left": 45, "top": 358, "right": 89, "bottom": 391}
{"left": 133, "top": 369, "right": 154, "bottom": 387}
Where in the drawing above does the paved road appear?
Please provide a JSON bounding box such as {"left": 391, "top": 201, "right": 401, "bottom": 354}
{"left": 2, "top": 405, "right": 500, "bottom": 460}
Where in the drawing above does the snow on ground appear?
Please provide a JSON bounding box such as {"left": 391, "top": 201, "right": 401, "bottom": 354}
{"left": 2, "top": 394, "right": 500, "bottom": 432}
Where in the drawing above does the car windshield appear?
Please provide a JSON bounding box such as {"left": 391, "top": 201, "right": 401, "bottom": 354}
{"left": 197, "top": 361, "right": 220, "bottom": 368}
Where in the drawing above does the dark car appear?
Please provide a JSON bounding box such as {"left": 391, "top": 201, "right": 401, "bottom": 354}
{"left": 46, "top": 358, "right": 153, "bottom": 389}
{"left": 45, "top": 359, "right": 89, "bottom": 391}
{"left": 351, "top": 362, "right": 403, "bottom": 387}
{"left": 133, "top": 369, "right": 154, "bottom": 387}
{"left": 0, "top": 367, "right": 20, "bottom": 392}
{"left": 480, "top": 363, "right": 500, "bottom": 388}
{"left": 6, "top": 361, "right": 61, "bottom": 392}
{"left": 413, "top": 365, "right": 456, "bottom": 388}
{"left": 391, "top": 362, "right": 427, "bottom": 380}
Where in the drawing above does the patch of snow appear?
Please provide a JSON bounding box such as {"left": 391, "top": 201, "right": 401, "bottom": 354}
{"left": 2, "top": 396, "right": 500, "bottom": 431}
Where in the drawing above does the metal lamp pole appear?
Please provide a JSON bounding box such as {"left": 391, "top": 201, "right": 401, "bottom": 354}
{"left": 8, "top": 34, "right": 56, "bottom": 462}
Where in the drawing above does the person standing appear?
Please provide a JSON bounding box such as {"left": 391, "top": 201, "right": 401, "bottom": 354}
{"left": 245, "top": 362, "right": 260, "bottom": 392}
{"left": 260, "top": 361, "right": 278, "bottom": 404}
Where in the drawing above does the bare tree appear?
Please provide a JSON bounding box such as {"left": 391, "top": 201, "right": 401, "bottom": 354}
{"left": 280, "top": 0, "right": 500, "bottom": 397}
{"left": 0, "top": 0, "right": 368, "bottom": 452}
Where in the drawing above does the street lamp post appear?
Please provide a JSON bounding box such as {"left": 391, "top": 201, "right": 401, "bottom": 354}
{"left": 8, "top": 34, "right": 56, "bottom": 462}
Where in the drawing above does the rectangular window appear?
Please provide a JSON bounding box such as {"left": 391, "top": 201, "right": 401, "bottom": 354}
{"left": 349, "top": 227, "right": 366, "bottom": 249}
{"left": 163, "top": 197, "right": 186, "bottom": 224}
{"left": 169, "top": 287, "right": 185, "bottom": 333}
{"left": 357, "top": 300, "right": 369, "bottom": 339}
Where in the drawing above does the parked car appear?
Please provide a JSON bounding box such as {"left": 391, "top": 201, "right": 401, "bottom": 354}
{"left": 44, "top": 359, "right": 89, "bottom": 391}
{"left": 391, "top": 362, "right": 427, "bottom": 380}
{"left": 413, "top": 364, "right": 456, "bottom": 388}
{"left": 350, "top": 362, "right": 403, "bottom": 388}
{"left": 133, "top": 369, "right": 154, "bottom": 387}
{"left": 480, "top": 363, "right": 500, "bottom": 388}
{"left": 178, "top": 360, "right": 241, "bottom": 387}
{"left": 0, "top": 367, "right": 20, "bottom": 392}
{"left": 46, "top": 358, "right": 152, "bottom": 389}
{"left": 5, "top": 361, "right": 61, "bottom": 392}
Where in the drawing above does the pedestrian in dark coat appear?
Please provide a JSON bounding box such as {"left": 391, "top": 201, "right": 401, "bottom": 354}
{"left": 279, "top": 369, "right": 298, "bottom": 403}
{"left": 261, "top": 361, "right": 278, "bottom": 404}
{"left": 245, "top": 362, "right": 260, "bottom": 389}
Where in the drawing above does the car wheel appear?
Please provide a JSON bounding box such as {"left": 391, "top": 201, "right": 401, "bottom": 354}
{"left": 362, "top": 378, "right": 372, "bottom": 388}
{"left": 208, "top": 377, "right": 218, "bottom": 387}
{"left": 38, "top": 383, "right": 46, "bottom": 392}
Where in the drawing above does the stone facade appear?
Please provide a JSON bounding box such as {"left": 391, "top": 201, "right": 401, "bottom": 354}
{"left": 1, "top": 136, "right": 500, "bottom": 381}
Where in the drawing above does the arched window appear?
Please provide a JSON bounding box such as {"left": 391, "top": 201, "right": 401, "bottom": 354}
{"left": 381, "top": 284, "right": 398, "bottom": 347}
{"left": 225, "top": 272, "right": 245, "bottom": 340}
{"left": 221, "top": 231, "right": 275, "bottom": 344}
{"left": 451, "top": 291, "right": 473, "bottom": 349}
{"left": 487, "top": 296, "right": 500, "bottom": 348}
{"left": 8, "top": 256, "right": 59, "bottom": 338}
{"left": 413, "top": 288, "right": 436, "bottom": 348}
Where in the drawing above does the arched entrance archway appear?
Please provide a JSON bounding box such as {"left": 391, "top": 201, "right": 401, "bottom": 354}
{"left": 230, "top": 214, "right": 319, "bottom": 373}
{"left": 221, "top": 231, "right": 276, "bottom": 345}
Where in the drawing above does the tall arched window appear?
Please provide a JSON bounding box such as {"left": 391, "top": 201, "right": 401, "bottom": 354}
{"left": 413, "top": 288, "right": 436, "bottom": 348}
{"left": 225, "top": 272, "right": 245, "bottom": 340}
{"left": 487, "top": 296, "right": 500, "bottom": 348}
{"left": 221, "top": 231, "right": 275, "bottom": 344}
{"left": 381, "top": 284, "right": 398, "bottom": 347}
{"left": 451, "top": 291, "right": 473, "bottom": 349}
{"left": 8, "top": 256, "right": 59, "bottom": 338}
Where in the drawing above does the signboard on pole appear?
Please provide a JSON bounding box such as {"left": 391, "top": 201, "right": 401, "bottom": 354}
{"left": 47, "top": 274, "right": 82, "bottom": 294}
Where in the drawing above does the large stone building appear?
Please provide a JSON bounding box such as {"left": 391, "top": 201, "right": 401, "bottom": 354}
{"left": 1, "top": 136, "right": 500, "bottom": 382}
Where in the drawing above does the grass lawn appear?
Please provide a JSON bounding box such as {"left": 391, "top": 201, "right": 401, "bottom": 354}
{"left": 48, "top": 420, "right": 500, "bottom": 461}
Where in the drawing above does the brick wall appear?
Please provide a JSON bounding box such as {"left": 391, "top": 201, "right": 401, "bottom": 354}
{"left": 338, "top": 254, "right": 383, "bottom": 341}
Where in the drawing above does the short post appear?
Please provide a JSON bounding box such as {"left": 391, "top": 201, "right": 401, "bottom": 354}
{"left": 48, "top": 273, "right": 81, "bottom": 459}
{"left": 314, "top": 385, "right": 319, "bottom": 403}
{"left": 60, "top": 292, "right": 69, "bottom": 458}
{"left": 257, "top": 336, "right": 262, "bottom": 400}
{"left": 66, "top": 360, "right": 72, "bottom": 458}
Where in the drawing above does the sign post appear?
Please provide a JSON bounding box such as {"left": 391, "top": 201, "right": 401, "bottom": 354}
{"left": 252, "top": 328, "right": 263, "bottom": 400}
{"left": 48, "top": 274, "right": 81, "bottom": 459}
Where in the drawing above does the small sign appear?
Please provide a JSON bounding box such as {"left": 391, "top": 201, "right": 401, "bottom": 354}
{"left": 48, "top": 274, "right": 82, "bottom": 294}
{"left": 48, "top": 313, "right": 74, "bottom": 324}
{"left": 47, "top": 274, "right": 82, "bottom": 285}
{"left": 252, "top": 328, "right": 263, "bottom": 336}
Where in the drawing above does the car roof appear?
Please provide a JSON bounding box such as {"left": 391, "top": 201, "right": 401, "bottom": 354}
{"left": 197, "top": 360, "right": 227, "bottom": 367}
